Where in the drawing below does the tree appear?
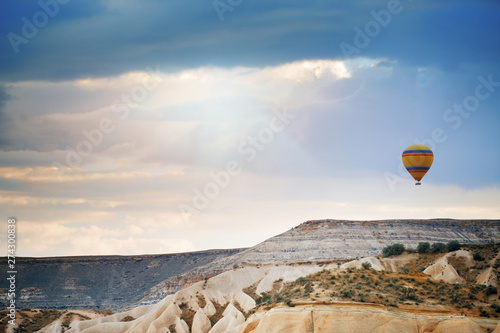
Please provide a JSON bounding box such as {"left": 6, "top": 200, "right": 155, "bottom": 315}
{"left": 473, "top": 252, "right": 485, "bottom": 261}
{"left": 446, "top": 240, "right": 461, "bottom": 252}
{"left": 417, "top": 242, "right": 430, "bottom": 254}
{"left": 431, "top": 242, "right": 446, "bottom": 253}
{"left": 486, "top": 285, "right": 498, "bottom": 296}
{"left": 382, "top": 244, "right": 405, "bottom": 257}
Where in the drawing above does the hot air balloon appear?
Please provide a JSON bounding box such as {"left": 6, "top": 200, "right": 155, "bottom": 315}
{"left": 402, "top": 144, "right": 434, "bottom": 185}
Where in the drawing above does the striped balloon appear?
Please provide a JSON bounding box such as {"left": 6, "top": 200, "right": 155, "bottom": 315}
{"left": 402, "top": 144, "right": 434, "bottom": 185}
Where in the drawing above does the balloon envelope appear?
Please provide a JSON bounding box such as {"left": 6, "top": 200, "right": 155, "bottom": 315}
{"left": 402, "top": 144, "right": 434, "bottom": 184}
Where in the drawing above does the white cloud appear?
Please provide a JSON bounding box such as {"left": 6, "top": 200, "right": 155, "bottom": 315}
{"left": 0, "top": 166, "right": 153, "bottom": 183}
{"left": 265, "top": 59, "right": 351, "bottom": 82}
{"left": 1, "top": 58, "right": 499, "bottom": 256}
{"left": 1, "top": 171, "right": 499, "bottom": 256}
{"left": 2, "top": 220, "right": 195, "bottom": 257}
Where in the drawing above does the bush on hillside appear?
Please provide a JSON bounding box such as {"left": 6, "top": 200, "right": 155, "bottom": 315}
{"left": 485, "top": 285, "right": 498, "bottom": 296}
{"left": 446, "top": 240, "right": 461, "bottom": 252}
{"left": 431, "top": 242, "right": 446, "bottom": 253}
{"left": 417, "top": 242, "right": 430, "bottom": 254}
{"left": 382, "top": 244, "right": 405, "bottom": 257}
{"left": 473, "top": 252, "right": 485, "bottom": 261}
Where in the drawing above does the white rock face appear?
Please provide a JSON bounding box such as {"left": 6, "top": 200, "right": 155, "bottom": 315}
{"left": 424, "top": 250, "right": 475, "bottom": 284}
{"left": 66, "top": 264, "right": 335, "bottom": 333}
{"left": 190, "top": 219, "right": 500, "bottom": 276}
{"left": 208, "top": 316, "right": 240, "bottom": 333}
{"left": 222, "top": 303, "right": 245, "bottom": 324}
{"left": 192, "top": 309, "right": 212, "bottom": 333}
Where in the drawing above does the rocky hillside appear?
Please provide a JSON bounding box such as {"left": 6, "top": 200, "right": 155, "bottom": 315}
{"left": 3, "top": 219, "right": 499, "bottom": 312}
{"left": 136, "top": 219, "right": 500, "bottom": 306}
{"left": 227, "top": 219, "right": 500, "bottom": 265}
{"left": 0, "top": 249, "right": 244, "bottom": 311}
{"left": 24, "top": 243, "right": 500, "bottom": 333}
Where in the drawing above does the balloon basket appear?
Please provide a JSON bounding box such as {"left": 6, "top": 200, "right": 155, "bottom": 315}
{"left": 415, "top": 182, "right": 421, "bottom": 186}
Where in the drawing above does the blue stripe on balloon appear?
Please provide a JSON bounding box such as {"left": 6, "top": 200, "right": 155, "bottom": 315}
{"left": 403, "top": 149, "right": 433, "bottom": 154}
{"left": 405, "top": 166, "right": 430, "bottom": 171}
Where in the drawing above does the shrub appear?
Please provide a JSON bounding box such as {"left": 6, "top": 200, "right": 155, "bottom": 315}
{"left": 485, "top": 285, "right": 498, "bottom": 296}
{"left": 402, "top": 267, "right": 409, "bottom": 274}
{"left": 431, "top": 242, "right": 446, "bottom": 253}
{"left": 473, "top": 252, "right": 485, "bottom": 261}
{"left": 446, "top": 240, "right": 461, "bottom": 252}
{"left": 273, "top": 292, "right": 284, "bottom": 302}
{"left": 407, "top": 291, "right": 418, "bottom": 301}
{"left": 362, "top": 262, "right": 372, "bottom": 270}
{"left": 383, "top": 244, "right": 405, "bottom": 257}
{"left": 256, "top": 293, "right": 271, "bottom": 305}
{"left": 417, "top": 242, "right": 430, "bottom": 254}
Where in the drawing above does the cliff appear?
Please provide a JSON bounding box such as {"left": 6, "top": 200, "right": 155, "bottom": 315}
{"left": 226, "top": 219, "right": 500, "bottom": 265}
{"left": 0, "top": 249, "right": 244, "bottom": 311}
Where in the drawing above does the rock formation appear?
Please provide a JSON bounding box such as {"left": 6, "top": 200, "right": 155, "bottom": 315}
{"left": 36, "top": 248, "right": 499, "bottom": 333}
{"left": 0, "top": 249, "right": 243, "bottom": 310}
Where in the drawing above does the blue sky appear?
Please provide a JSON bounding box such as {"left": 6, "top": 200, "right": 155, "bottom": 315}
{"left": 0, "top": 0, "right": 499, "bottom": 256}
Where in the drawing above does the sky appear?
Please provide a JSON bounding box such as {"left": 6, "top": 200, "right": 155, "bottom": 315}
{"left": 0, "top": 0, "right": 499, "bottom": 257}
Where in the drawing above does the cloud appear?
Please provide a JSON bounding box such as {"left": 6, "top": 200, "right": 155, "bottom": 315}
{"left": 0, "top": 85, "right": 13, "bottom": 148}
{"left": 2, "top": 166, "right": 499, "bottom": 256}
{"left": 1, "top": 57, "right": 499, "bottom": 188}
{"left": 0, "top": 166, "right": 153, "bottom": 182}
{"left": 13, "top": 221, "right": 195, "bottom": 256}
{"left": 0, "top": 59, "right": 373, "bottom": 171}
{"left": 263, "top": 59, "right": 351, "bottom": 82}
{"left": 1, "top": 0, "right": 498, "bottom": 81}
